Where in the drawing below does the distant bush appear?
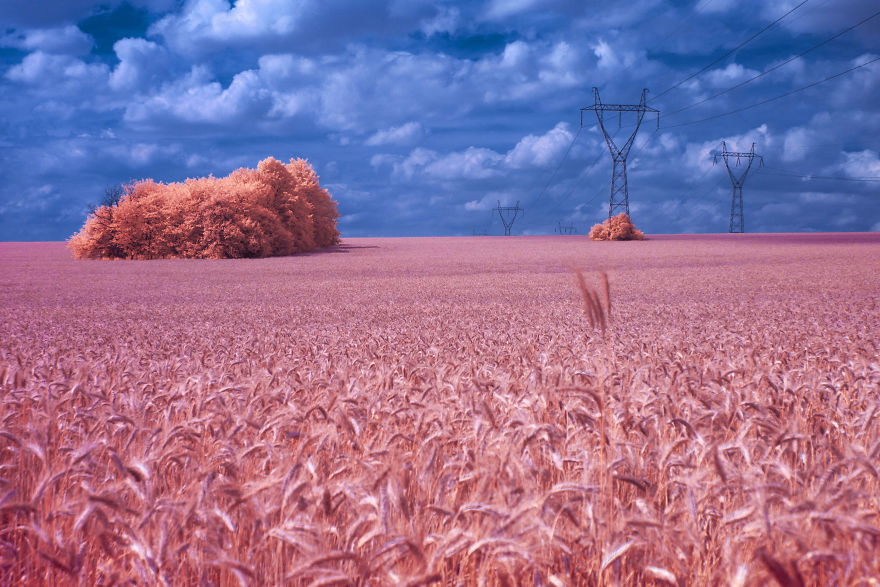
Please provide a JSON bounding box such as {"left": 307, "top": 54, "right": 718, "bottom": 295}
{"left": 69, "top": 157, "right": 340, "bottom": 259}
{"left": 589, "top": 213, "right": 645, "bottom": 241}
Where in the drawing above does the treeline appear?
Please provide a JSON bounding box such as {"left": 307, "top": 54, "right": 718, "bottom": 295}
{"left": 69, "top": 157, "right": 339, "bottom": 259}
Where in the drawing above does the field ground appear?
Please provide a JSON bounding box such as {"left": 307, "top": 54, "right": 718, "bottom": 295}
{"left": 1, "top": 234, "right": 879, "bottom": 585}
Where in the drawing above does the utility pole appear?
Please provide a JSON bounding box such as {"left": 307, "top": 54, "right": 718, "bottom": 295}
{"left": 714, "top": 141, "right": 763, "bottom": 233}
{"left": 496, "top": 201, "right": 522, "bottom": 236}
{"left": 582, "top": 88, "right": 659, "bottom": 219}
{"left": 555, "top": 221, "right": 576, "bottom": 235}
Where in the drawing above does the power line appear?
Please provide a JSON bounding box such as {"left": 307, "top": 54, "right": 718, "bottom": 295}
{"left": 651, "top": 0, "right": 810, "bottom": 103}
{"left": 664, "top": 55, "right": 880, "bottom": 129}
{"left": 757, "top": 166, "right": 880, "bottom": 183}
{"left": 666, "top": 7, "right": 880, "bottom": 117}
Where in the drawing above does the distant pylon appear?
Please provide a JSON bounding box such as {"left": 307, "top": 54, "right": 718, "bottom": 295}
{"left": 496, "top": 201, "right": 522, "bottom": 236}
{"left": 582, "top": 88, "right": 659, "bottom": 219}
{"left": 714, "top": 141, "right": 763, "bottom": 233}
{"left": 555, "top": 221, "right": 576, "bottom": 235}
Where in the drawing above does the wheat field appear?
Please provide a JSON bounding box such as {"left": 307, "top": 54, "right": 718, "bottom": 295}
{"left": 1, "top": 234, "right": 879, "bottom": 585}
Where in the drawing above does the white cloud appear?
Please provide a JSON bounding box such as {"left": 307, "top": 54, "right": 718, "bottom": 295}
{"left": 257, "top": 53, "right": 317, "bottom": 81}
{"left": 420, "top": 6, "right": 460, "bottom": 36}
{"left": 124, "top": 66, "right": 272, "bottom": 125}
{"left": 385, "top": 123, "right": 581, "bottom": 183}
{"left": 6, "top": 51, "right": 108, "bottom": 87}
{"left": 704, "top": 63, "right": 760, "bottom": 87}
{"left": 0, "top": 25, "right": 93, "bottom": 55}
{"left": 149, "top": 0, "right": 307, "bottom": 54}
{"left": 424, "top": 147, "right": 503, "bottom": 180}
{"left": 365, "top": 122, "right": 424, "bottom": 146}
{"left": 591, "top": 39, "right": 644, "bottom": 71}
{"left": 110, "top": 38, "right": 171, "bottom": 92}
{"left": 505, "top": 122, "right": 574, "bottom": 168}
{"left": 839, "top": 149, "right": 880, "bottom": 178}
{"left": 782, "top": 126, "right": 816, "bottom": 163}
{"left": 464, "top": 192, "right": 511, "bottom": 211}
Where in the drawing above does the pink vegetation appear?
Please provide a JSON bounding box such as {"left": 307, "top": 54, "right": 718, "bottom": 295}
{"left": 589, "top": 213, "right": 645, "bottom": 241}
{"left": 68, "top": 157, "right": 339, "bottom": 259}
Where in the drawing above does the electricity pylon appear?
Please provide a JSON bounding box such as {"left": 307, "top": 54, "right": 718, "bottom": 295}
{"left": 582, "top": 88, "right": 659, "bottom": 219}
{"left": 496, "top": 201, "right": 522, "bottom": 236}
{"left": 555, "top": 222, "right": 576, "bottom": 235}
{"left": 714, "top": 141, "right": 763, "bottom": 233}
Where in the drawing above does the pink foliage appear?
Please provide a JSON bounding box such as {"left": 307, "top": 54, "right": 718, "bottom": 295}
{"left": 68, "top": 158, "right": 340, "bottom": 259}
{"left": 589, "top": 213, "right": 645, "bottom": 241}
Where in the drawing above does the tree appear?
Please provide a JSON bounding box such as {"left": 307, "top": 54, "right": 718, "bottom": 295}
{"left": 68, "top": 158, "right": 340, "bottom": 260}
{"left": 589, "top": 213, "right": 645, "bottom": 241}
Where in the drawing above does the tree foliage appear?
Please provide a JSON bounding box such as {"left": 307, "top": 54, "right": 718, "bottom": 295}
{"left": 69, "top": 158, "right": 340, "bottom": 259}
{"left": 589, "top": 213, "right": 645, "bottom": 241}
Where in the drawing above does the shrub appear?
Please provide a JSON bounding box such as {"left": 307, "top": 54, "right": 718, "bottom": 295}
{"left": 589, "top": 213, "right": 645, "bottom": 241}
{"left": 68, "top": 157, "right": 340, "bottom": 259}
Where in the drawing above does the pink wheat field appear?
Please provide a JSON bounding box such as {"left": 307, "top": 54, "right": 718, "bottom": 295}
{"left": 1, "top": 234, "right": 879, "bottom": 586}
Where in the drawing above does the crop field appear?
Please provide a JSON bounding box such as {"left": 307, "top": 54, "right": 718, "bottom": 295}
{"left": 1, "top": 234, "right": 879, "bottom": 586}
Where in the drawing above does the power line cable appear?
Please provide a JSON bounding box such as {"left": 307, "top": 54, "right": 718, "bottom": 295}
{"left": 664, "top": 55, "right": 880, "bottom": 128}
{"left": 666, "top": 7, "right": 880, "bottom": 117}
{"left": 651, "top": 0, "right": 811, "bottom": 103}
{"left": 757, "top": 165, "right": 880, "bottom": 182}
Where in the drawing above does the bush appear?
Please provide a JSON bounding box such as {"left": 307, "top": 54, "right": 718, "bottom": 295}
{"left": 589, "top": 213, "right": 645, "bottom": 241}
{"left": 69, "top": 157, "right": 340, "bottom": 259}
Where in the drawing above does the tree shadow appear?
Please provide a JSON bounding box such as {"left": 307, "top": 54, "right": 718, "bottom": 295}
{"left": 297, "top": 243, "right": 380, "bottom": 256}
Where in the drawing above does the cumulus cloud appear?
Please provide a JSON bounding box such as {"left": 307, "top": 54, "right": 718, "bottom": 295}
{"left": 424, "top": 147, "right": 504, "bottom": 180}
{"left": 365, "top": 122, "right": 424, "bottom": 146}
{"left": 110, "top": 38, "right": 172, "bottom": 92}
{"left": 838, "top": 149, "right": 880, "bottom": 178}
{"left": 505, "top": 123, "right": 574, "bottom": 168}
{"left": 6, "top": 51, "right": 108, "bottom": 88}
{"left": 149, "top": 0, "right": 306, "bottom": 54}
{"left": 591, "top": 39, "right": 645, "bottom": 71}
{"left": 124, "top": 66, "right": 272, "bottom": 125}
{"left": 0, "top": 25, "right": 93, "bottom": 55}
{"left": 380, "top": 123, "right": 581, "bottom": 182}
{"left": 704, "top": 63, "right": 760, "bottom": 87}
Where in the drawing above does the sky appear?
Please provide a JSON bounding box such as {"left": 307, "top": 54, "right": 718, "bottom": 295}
{"left": 1, "top": 0, "right": 879, "bottom": 240}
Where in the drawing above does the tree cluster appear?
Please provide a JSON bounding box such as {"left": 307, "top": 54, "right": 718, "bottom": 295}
{"left": 589, "top": 213, "right": 645, "bottom": 241}
{"left": 69, "top": 157, "right": 339, "bottom": 259}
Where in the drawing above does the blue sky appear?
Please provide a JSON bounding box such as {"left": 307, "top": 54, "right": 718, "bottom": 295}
{"left": 1, "top": 0, "right": 879, "bottom": 240}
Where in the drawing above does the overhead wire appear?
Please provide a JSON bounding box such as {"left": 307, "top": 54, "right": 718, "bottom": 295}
{"left": 650, "top": 0, "right": 811, "bottom": 103}
{"left": 664, "top": 55, "right": 880, "bottom": 128}
{"left": 666, "top": 7, "right": 880, "bottom": 117}
{"left": 757, "top": 165, "right": 880, "bottom": 183}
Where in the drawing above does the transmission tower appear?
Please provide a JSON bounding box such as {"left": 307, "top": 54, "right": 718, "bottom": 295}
{"left": 714, "top": 141, "right": 763, "bottom": 233}
{"left": 496, "top": 201, "right": 522, "bottom": 236}
{"left": 581, "top": 88, "right": 659, "bottom": 219}
{"left": 555, "top": 221, "right": 576, "bottom": 235}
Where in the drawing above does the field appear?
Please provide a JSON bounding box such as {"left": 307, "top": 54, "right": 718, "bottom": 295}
{"left": 1, "top": 234, "right": 879, "bottom": 586}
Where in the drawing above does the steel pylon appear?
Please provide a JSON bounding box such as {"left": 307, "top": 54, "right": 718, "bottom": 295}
{"left": 714, "top": 142, "right": 763, "bottom": 233}
{"left": 581, "top": 88, "right": 659, "bottom": 219}
{"left": 496, "top": 201, "right": 522, "bottom": 236}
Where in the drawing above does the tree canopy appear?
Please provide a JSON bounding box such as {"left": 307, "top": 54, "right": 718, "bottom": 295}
{"left": 69, "top": 157, "right": 339, "bottom": 259}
